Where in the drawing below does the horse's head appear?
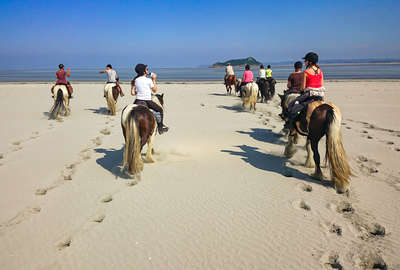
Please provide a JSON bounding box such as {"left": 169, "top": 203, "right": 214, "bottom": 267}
{"left": 155, "top": 93, "right": 164, "bottom": 106}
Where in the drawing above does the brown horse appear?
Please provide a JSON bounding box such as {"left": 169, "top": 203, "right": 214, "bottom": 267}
{"left": 280, "top": 94, "right": 352, "bottom": 194}
{"left": 225, "top": 75, "right": 237, "bottom": 95}
{"left": 121, "top": 94, "right": 165, "bottom": 176}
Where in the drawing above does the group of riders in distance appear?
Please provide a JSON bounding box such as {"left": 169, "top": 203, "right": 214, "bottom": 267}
{"left": 48, "top": 51, "right": 352, "bottom": 194}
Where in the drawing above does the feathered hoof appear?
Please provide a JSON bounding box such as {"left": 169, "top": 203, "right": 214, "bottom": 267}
{"left": 284, "top": 147, "right": 296, "bottom": 158}
{"left": 145, "top": 156, "right": 155, "bottom": 163}
{"left": 305, "top": 159, "right": 315, "bottom": 168}
{"left": 311, "top": 172, "right": 324, "bottom": 181}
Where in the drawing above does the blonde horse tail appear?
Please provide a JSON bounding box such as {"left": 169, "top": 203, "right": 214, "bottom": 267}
{"left": 325, "top": 107, "right": 352, "bottom": 193}
{"left": 106, "top": 87, "right": 116, "bottom": 115}
{"left": 123, "top": 111, "right": 143, "bottom": 175}
{"left": 49, "top": 89, "right": 65, "bottom": 119}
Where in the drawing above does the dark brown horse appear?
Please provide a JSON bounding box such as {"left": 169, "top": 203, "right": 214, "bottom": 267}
{"left": 280, "top": 94, "right": 352, "bottom": 193}
{"left": 257, "top": 78, "right": 276, "bottom": 102}
{"left": 225, "top": 75, "right": 237, "bottom": 95}
{"left": 121, "top": 94, "right": 165, "bottom": 175}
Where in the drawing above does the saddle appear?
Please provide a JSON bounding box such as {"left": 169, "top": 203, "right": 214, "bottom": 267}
{"left": 295, "top": 100, "right": 338, "bottom": 134}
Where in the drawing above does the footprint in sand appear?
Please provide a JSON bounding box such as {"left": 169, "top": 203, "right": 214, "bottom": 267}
{"left": 2, "top": 207, "right": 41, "bottom": 228}
{"left": 80, "top": 150, "right": 91, "bottom": 161}
{"left": 92, "top": 137, "right": 102, "bottom": 146}
{"left": 336, "top": 201, "right": 354, "bottom": 215}
{"left": 35, "top": 188, "right": 47, "bottom": 196}
{"left": 292, "top": 199, "right": 311, "bottom": 211}
{"left": 323, "top": 252, "right": 343, "bottom": 270}
{"left": 100, "top": 194, "right": 113, "bottom": 203}
{"left": 301, "top": 184, "right": 313, "bottom": 192}
{"left": 100, "top": 128, "right": 111, "bottom": 135}
{"left": 395, "top": 147, "right": 400, "bottom": 152}
{"left": 357, "top": 251, "right": 387, "bottom": 270}
{"left": 0, "top": 153, "right": 4, "bottom": 159}
{"left": 330, "top": 223, "right": 342, "bottom": 236}
{"left": 367, "top": 223, "right": 386, "bottom": 237}
{"left": 92, "top": 214, "right": 106, "bottom": 223}
{"left": 386, "top": 141, "right": 394, "bottom": 145}
{"left": 56, "top": 236, "right": 72, "bottom": 251}
{"left": 367, "top": 135, "right": 373, "bottom": 139}
{"left": 126, "top": 180, "right": 138, "bottom": 187}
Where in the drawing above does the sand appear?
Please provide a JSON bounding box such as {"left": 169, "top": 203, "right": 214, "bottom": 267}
{"left": 0, "top": 81, "right": 399, "bottom": 269}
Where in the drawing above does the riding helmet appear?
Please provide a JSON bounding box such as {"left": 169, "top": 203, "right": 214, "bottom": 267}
{"left": 135, "top": 63, "right": 147, "bottom": 75}
{"left": 302, "top": 52, "right": 319, "bottom": 63}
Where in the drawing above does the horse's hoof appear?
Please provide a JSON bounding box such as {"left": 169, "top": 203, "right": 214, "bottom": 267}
{"left": 305, "top": 161, "right": 315, "bottom": 168}
{"left": 311, "top": 172, "right": 324, "bottom": 181}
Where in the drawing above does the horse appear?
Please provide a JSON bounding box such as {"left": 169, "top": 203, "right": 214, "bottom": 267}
{"left": 280, "top": 94, "right": 352, "bottom": 194}
{"left": 241, "top": 82, "right": 259, "bottom": 112}
{"left": 120, "top": 94, "right": 165, "bottom": 176}
{"left": 225, "top": 75, "right": 237, "bottom": 95}
{"left": 257, "top": 78, "right": 269, "bottom": 103}
{"left": 49, "top": 85, "right": 70, "bottom": 119}
{"left": 104, "top": 83, "right": 120, "bottom": 115}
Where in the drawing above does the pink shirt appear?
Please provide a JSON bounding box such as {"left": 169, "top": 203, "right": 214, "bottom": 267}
{"left": 243, "top": 70, "right": 253, "bottom": 83}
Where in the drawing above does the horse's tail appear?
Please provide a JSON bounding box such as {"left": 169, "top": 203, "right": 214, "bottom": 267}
{"left": 325, "top": 107, "right": 352, "bottom": 193}
{"left": 250, "top": 82, "right": 258, "bottom": 103}
{"left": 123, "top": 110, "right": 143, "bottom": 175}
{"left": 49, "top": 89, "right": 65, "bottom": 119}
{"left": 106, "top": 87, "right": 117, "bottom": 115}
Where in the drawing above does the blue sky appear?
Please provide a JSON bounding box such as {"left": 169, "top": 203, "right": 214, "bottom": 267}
{"left": 1, "top": 0, "right": 399, "bottom": 67}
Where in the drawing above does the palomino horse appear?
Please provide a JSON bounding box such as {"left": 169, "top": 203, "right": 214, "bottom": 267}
{"left": 104, "top": 83, "right": 120, "bottom": 115}
{"left": 225, "top": 75, "right": 237, "bottom": 95}
{"left": 241, "top": 82, "right": 259, "bottom": 112}
{"left": 280, "top": 94, "right": 352, "bottom": 193}
{"left": 49, "top": 85, "right": 70, "bottom": 119}
{"left": 121, "top": 94, "right": 165, "bottom": 176}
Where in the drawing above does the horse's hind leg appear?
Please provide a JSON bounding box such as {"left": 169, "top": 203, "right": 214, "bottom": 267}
{"left": 305, "top": 139, "right": 315, "bottom": 168}
{"left": 310, "top": 139, "right": 324, "bottom": 180}
{"left": 145, "top": 125, "right": 157, "bottom": 163}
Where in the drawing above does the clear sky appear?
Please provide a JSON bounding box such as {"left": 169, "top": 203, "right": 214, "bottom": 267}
{"left": 1, "top": 0, "right": 399, "bottom": 68}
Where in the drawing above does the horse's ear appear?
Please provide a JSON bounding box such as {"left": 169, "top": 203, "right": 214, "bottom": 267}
{"left": 161, "top": 93, "right": 164, "bottom": 97}
{"left": 278, "top": 94, "right": 283, "bottom": 100}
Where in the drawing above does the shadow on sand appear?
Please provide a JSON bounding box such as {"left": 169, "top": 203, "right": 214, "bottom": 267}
{"left": 86, "top": 107, "right": 109, "bottom": 115}
{"left": 217, "top": 104, "right": 245, "bottom": 113}
{"left": 221, "top": 145, "right": 332, "bottom": 187}
{"left": 237, "top": 128, "right": 285, "bottom": 145}
{"left": 95, "top": 147, "right": 131, "bottom": 179}
{"left": 209, "top": 93, "right": 230, "bottom": 97}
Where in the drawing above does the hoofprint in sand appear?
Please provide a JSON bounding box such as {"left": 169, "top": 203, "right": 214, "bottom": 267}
{"left": 0, "top": 81, "right": 399, "bottom": 269}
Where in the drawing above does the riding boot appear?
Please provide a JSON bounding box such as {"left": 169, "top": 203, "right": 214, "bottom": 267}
{"left": 157, "top": 113, "right": 169, "bottom": 134}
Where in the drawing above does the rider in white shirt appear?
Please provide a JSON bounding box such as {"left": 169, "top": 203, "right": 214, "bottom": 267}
{"left": 99, "top": 64, "right": 124, "bottom": 96}
{"left": 131, "top": 63, "right": 169, "bottom": 134}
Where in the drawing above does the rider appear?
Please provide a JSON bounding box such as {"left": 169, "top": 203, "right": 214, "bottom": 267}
{"left": 51, "top": 64, "right": 73, "bottom": 98}
{"left": 279, "top": 61, "right": 304, "bottom": 119}
{"left": 287, "top": 52, "right": 325, "bottom": 126}
{"left": 239, "top": 64, "right": 253, "bottom": 97}
{"left": 131, "top": 63, "right": 169, "bottom": 134}
{"left": 266, "top": 65, "right": 272, "bottom": 79}
{"left": 224, "top": 63, "right": 234, "bottom": 85}
{"left": 99, "top": 64, "right": 124, "bottom": 97}
{"left": 257, "top": 64, "right": 266, "bottom": 82}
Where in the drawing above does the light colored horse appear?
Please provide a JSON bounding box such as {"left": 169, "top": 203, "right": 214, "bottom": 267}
{"left": 241, "top": 82, "right": 259, "bottom": 112}
{"left": 104, "top": 83, "right": 117, "bottom": 115}
{"left": 120, "top": 94, "right": 164, "bottom": 176}
{"left": 281, "top": 94, "right": 352, "bottom": 193}
{"left": 49, "top": 85, "right": 70, "bottom": 119}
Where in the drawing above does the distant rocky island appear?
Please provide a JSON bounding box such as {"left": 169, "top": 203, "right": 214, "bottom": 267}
{"left": 210, "top": 57, "right": 262, "bottom": 68}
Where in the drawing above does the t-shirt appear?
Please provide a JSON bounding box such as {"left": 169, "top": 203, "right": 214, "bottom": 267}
{"left": 266, "top": 69, "right": 272, "bottom": 78}
{"left": 258, "top": 69, "right": 266, "bottom": 78}
{"left": 225, "top": 65, "right": 234, "bottom": 75}
{"left": 287, "top": 72, "right": 303, "bottom": 92}
{"left": 243, "top": 70, "right": 253, "bottom": 83}
{"left": 56, "top": 70, "right": 67, "bottom": 84}
{"left": 135, "top": 76, "right": 154, "bottom": 100}
{"left": 106, "top": 69, "right": 117, "bottom": 82}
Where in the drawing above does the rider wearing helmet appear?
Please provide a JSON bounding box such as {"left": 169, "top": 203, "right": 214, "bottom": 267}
{"left": 131, "top": 64, "right": 169, "bottom": 134}
{"left": 287, "top": 52, "right": 325, "bottom": 124}
{"left": 51, "top": 64, "right": 73, "bottom": 98}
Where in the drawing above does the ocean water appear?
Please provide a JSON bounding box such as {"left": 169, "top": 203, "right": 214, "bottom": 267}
{"left": 0, "top": 64, "right": 399, "bottom": 82}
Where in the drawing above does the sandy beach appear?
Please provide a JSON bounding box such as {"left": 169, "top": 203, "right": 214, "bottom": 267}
{"left": 0, "top": 80, "right": 399, "bottom": 269}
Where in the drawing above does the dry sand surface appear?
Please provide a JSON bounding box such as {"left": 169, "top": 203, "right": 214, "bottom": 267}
{"left": 0, "top": 81, "right": 399, "bottom": 269}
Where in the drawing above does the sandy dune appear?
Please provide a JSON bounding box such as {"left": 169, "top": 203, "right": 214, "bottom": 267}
{"left": 0, "top": 81, "right": 399, "bottom": 269}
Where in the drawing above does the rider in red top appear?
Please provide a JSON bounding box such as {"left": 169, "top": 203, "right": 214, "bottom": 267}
{"left": 287, "top": 52, "right": 325, "bottom": 122}
{"left": 51, "top": 64, "right": 73, "bottom": 98}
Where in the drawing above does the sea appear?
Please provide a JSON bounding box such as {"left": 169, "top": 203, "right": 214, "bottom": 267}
{"left": 1, "top": 63, "right": 400, "bottom": 82}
